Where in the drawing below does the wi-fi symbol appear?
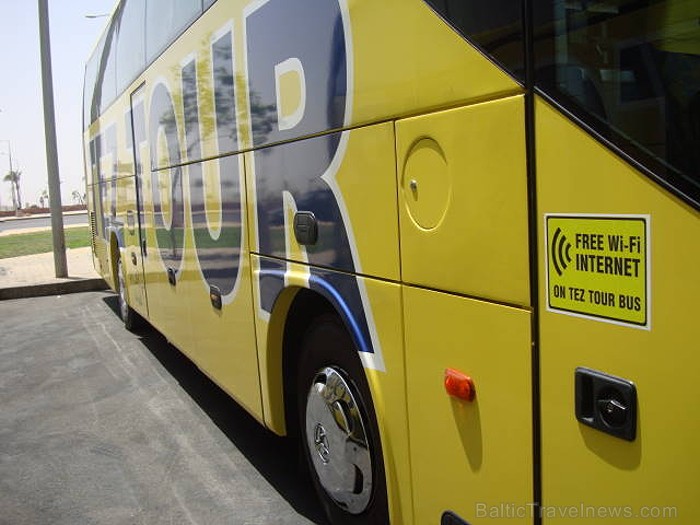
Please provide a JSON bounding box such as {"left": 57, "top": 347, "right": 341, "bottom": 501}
{"left": 551, "top": 227, "right": 572, "bottom": 276}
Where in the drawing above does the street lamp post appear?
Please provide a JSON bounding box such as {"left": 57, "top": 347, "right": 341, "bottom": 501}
{"left": 1, "top": 140, "right": 13, "bottom": 174}
{"left": 38, "top": 0, "right": 67, "bottom": 278}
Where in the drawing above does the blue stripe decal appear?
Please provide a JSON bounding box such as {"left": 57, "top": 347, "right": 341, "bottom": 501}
{"left": 308, "top": 273, "right": 372, "bottom": 355}
{"left": 258, "top": 262, "right": 374, "bottom": 355}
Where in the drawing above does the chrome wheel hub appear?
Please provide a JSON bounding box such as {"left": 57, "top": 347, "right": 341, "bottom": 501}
{"left": 314, "top": 423, "right": 331, "bottom": 464}
{"left": 305, "top": 367, "right": 372, "bottom": 514}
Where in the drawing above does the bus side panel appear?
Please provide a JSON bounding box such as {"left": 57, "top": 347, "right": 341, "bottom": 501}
{"left": 115, "top": 100, "right": 149, "bottom": 318}
{"left": 396, "top": 95, "right": 530, "bottom": 306}
{"left": 138, "top": 148, "right": 195, "bottom": 355}
{"left": 246, "top": 120, "right": 401, "bottom": 431}
{"left": 87, "top": 181, "right": 110, "bottom": 282}
{"left": 185, "top": 153, "right": 262, "bottom": 420}
{"left": 117, "top": 172, "right": 149, "bottom": 317}
{"left": 85, "top": 129, "right": 108, "bottom": 282}
{"left": 537, "top": 99, "right": 700, "bottom": 523}
{"left": 86, "top": 124, "right": 114, "bottom": 288}
{"left": 405, "top": 286, "right": 532, "bottom": 524}
{"left": 86, "top": 106, "right": 134, "bottom": 293}
{"left": 397, "top": 92, "right": 533, "bottom": 524}
{"left": 135, "top": 29, "right": 201, "bottom": 355}
{"left": 247, "top": 123, "right": 399, "bottom": 280}
{"left": 245, "top": 121, "right": 400, "bottom": 424}
{"left": 357, "top": 277, "right": 409, "bottom": 525}
{"left": 348, "top": 0, "right": 520, "bottom": 131}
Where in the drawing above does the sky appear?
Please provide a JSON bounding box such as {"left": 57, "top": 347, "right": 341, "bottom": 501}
{"left": 0, "top": 0, "right": 116, "bottom": 210}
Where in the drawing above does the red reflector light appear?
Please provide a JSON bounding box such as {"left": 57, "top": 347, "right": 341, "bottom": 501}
{"left": 444, "top": 368, "right": 475, "bottom": 401}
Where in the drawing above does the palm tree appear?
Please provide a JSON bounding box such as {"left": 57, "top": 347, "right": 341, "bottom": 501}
{"left": 3, "top": 170, "right": 22, "bottom": 210}
{"left": 39, "top": 188, "right": 49, "bottom": 208}
{"left": 71, "top": 190, "right": 85, "bottom": 205}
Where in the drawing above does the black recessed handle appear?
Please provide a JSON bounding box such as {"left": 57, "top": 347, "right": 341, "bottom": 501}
{"left": 293, "top": 211, "right": 318, "bottom": 246}
{"left": 167, "top": 267, "right": 177, "bottom": 286}
{"left": 126, "top": 210, "right": 136, "bottom": 231}
{"left": 575, "top": 367, "right": 637, "bottom": 441}
{"left": 209, "top": 285, "right": 222, "bottom": 310}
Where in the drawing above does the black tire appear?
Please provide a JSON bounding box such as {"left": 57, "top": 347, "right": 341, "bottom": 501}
{"left": 296, "top": 314, "right": 389, "bottom": 525}
{"left": 116, "top": 257, "right": 141, "bottom": 332}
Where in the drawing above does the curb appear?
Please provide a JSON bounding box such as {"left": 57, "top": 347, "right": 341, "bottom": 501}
{"left": 0, "top": 210, "right": 87, "bottom": 223}
{"left": 0, "top": 278, "right": 109, "bottom": 300}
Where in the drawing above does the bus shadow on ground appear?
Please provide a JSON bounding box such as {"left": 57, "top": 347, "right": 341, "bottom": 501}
{"left": 103, "top": 295, "right": 329, "bottom": 525}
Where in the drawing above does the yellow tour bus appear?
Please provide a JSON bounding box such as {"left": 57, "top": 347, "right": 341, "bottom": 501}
{"left": 84, "top": 0, "right": 698, "bottom": 523}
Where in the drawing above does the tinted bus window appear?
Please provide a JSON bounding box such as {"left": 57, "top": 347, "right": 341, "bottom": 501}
{"left": 534, "top": 0, "right": 700, "bottom": 207}
{"left": 83, "top": 36, "right": 104, "bottom": 129}
{"left": 99, "top": 23, "right": 118, "bottom": 114}
{"left": 116, "top": 0, "right": 146, "bottom": 93}
{"left": 424, "top": 0, "right": 524, "bottom": 79}
{"left": 146, "top": 0, "right": 201, "bottom": 62}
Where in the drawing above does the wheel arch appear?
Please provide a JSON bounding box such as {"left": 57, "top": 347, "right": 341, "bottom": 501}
{"left": 261, "top": 286, "right": 332, "bottom": 435}
{"left": 108, "top": 229, "right": 121, "bottom": 291}
{"left": 261, "top": 282, "right": 375, "bottom": 438}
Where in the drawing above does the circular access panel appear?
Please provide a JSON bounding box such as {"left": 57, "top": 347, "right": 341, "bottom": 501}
{"left": 402, "top": 138, "right": 451, "bottom": 230}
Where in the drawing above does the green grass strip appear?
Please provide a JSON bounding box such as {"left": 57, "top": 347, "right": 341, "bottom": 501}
{"left": 0, "top": 227, "right": 92, "bottom": 259}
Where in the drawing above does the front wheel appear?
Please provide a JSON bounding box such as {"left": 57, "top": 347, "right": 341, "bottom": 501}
{"left": 296, "top": 314, "right": 389, "bottom": 525}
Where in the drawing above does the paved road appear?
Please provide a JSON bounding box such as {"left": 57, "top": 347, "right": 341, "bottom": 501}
{"left": 0, "top": 291, "right": 327, "bottom": 525}
{"left": 0, "top": 212, "right": 88, "bottom": 233}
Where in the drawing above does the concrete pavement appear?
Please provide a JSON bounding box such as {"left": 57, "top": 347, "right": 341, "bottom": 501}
{"left": 0, "top": 221, "right": 326, "bottom": 524}
{"left": 0, "top": 246, "right": 107, "bottom": 300}
{"left": 0, "top": 291, "right": 325, "bottom": 524}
